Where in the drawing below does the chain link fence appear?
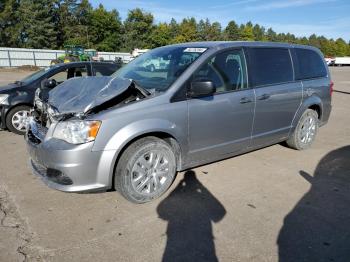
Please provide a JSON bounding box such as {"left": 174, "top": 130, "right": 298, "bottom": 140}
{"left": 0, "top": 47, "right": 132, "bottom": 67}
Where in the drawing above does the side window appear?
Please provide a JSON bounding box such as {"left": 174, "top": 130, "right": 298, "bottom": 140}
{"left": 192, "top": 49, "right": 247, "bottom": 93}
{"left": 49, "top": 66, "right": 87, "bottom": 84}
{"left": 93, "top": 64, "right": 118, "bottom": 76}
{"left": 293, "top": 48, "right": 327, "bottom": 80}
{"left": 247, "top": 48, "right": 293, "bottom": 87}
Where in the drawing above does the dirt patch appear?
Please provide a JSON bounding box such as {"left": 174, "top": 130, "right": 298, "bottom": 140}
{"left": 17, "top": 65, "right": 41, "bottom": 71}
{"left": 0, "top": 185, "right": 39, "bottom": 261}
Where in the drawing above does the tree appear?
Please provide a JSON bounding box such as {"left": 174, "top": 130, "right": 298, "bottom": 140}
{"left": 150, "top": 22, "right": 171, "bottom": 48}
{"left": 173, "top": 18, "right": 198, "bottom": 43}
{"left": 253, "top": 24, "right": 266, "bottom": 41}
{"left": 0, "top": 1, "right": 349, "bottom": 57}
{"left": 17, "top": 0, "right": 57, "bottom": 48}
{"left": 308, "top": 34, "right": 321, "bottom": 49}
{"left": 0, "top": 0, "right": 21, "bottom": 47}
{"left": 266, "top": 28, "right": 277, "bottom": 42}
{"left": 240, "top": 22, "right": 254, "bottom": 41}
{"left": 88, "top": 4, "right": 122, "bottom": 51}
{"left": 55, "top": 0, "right": 93, "bottom": 48}
{"left": 197, "top": 19, "right": 222, "bottom": 41}
{"left": 223, "top": 21, "right": 240, "bottom": 41}
{"left": 335, "top": 38, "right": 349, "bottom": 57}
{"left": 123, "top": 8, "right": 154, "bottom": 51}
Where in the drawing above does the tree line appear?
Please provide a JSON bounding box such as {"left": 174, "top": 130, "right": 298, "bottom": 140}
{"left": 1, "top": 0, "right": 349, "bottom": 57}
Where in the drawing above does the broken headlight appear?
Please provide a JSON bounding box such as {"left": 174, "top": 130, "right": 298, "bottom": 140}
{"left": 0, "top": 94, "right": 9, "bottom": 105}
{"left": 53, "top": 120, "right": 101, "bottom": 144}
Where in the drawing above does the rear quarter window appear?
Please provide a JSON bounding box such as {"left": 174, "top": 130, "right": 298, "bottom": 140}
{"left": 293, "top": 48, "right": 327, "bottom": 80}
{"left": 247, "top": 48, "right": 293, "bottom": 87}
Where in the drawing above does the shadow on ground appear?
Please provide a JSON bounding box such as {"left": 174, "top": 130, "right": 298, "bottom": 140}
{"left": 157, "top": 170, "right": 226, "bottom": 262}
{"left": 278, "top": 146, "right": 350, "bottom": 262}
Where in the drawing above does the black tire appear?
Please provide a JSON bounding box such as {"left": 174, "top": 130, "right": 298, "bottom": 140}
{"left": 115, "top": 136, "right": 177, "bottom": 203}
{"left": 286, "top": 109, "right": 319, "bottom": 150}
{"left": 5, "top": 105, "right": 31, "bottom": 135}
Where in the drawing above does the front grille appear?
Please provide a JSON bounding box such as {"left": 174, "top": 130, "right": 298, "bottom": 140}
{"left": 27, "top": 130, "right": 41, "bottom": 144}
{"left": 47, "top": 168, "right": 73, "bottom": 185}
{"left": 31, "top": 161, "right": 73, "bottom": 186}
{"left": 27, "top": 118, "right": 48, "bottom": 144}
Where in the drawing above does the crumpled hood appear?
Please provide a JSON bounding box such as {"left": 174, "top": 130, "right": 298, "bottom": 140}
{"left": 48, "top": 76, "right": 133, "bottom": 115}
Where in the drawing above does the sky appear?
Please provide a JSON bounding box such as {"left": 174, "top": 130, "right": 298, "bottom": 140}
{"left": 90, "top": 0, "right": 350, "bottom": 41}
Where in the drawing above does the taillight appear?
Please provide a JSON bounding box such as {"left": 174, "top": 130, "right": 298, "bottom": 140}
{"left": 330, "top": 81, "right": 334, "bottom": 96}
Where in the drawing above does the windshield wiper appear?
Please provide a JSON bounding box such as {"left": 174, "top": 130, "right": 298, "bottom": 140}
{"left": 132, "top": 80, "right": 152, "bottom": 96}
{"left": 14, "top": 80, "right": 23, "bottom": 85}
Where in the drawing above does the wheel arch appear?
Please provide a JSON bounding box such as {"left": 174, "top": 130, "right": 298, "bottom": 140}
{"left": 4, "top": 103, "right": 33, "bottom": 124}
{"left": 108, "top": 131, "right": 183, "bottom": 190}
{"left": 290, "top": 95, "right": 323, "bottom": 134}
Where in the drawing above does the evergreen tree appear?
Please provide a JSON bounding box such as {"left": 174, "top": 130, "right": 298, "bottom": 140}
{"left": 266, "top": 28, "right": 277, "bottom": 42}
{"left": 17, "top": 0, "right": 57, "bottom": 48}
{"left": 150, "top": 22, "right": 171, "bottom": 48}
{"left": 197, "top": 19, "right": 221, "bottom": 41}
{"left": 0, "top": 1, "right": 349, "bottom": 57}
{"left": 123, "top": 8, "right": 154, "bottom": 51}
{"left": 223, "top": 21, "right": 240, "bottom": 41}
{"left": 89, "top": 4, "right": 122, "bottom": 51}
{"left": 56, "top": 0, "right": 93, "bottom": 48}
{"left": 0, "top": 0, "right": 21, "bottom": 47}
{"left": 240, "top": 22, "right": 254, "bottom": 41}
{"left": 253, "top": 24, "right": 266, "bottom": 41}
{"left": 173, "top": 18, "right": 198, "bottom": 43}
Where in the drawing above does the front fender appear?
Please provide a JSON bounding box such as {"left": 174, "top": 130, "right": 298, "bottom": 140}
{"left": 101, "top": 118, "right": 180, "bottom": 152}
{"left": 94, "top": 118, "right": 184, "bottom": 188}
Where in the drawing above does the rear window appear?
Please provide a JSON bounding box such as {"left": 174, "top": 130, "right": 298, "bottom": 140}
{"left": 247, "top": 48, "right": 293, "bottom": 87}
{"left": 293, "top": 48, "right": 327, "bottom": 80}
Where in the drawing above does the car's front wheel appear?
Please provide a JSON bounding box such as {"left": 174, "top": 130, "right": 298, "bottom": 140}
{"left": 115, "top": 137, "right": 177, "bottom": 203}
{"left": 286, "top": 109, "right": 319, "bottom": 150}
{"left": 6, "top": 105, "right": 31, "bottom": 135}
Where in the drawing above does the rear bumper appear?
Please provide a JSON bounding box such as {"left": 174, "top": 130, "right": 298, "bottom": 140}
{"left": 25, "top": 121, "right": 117, "bottom": 192}
{"left": 320, "top": 103, "right": 332, "bottom": 127}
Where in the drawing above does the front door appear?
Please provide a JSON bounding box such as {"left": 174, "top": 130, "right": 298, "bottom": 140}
{"left": 187, "top": 48, "right": 255, "bottom": 165}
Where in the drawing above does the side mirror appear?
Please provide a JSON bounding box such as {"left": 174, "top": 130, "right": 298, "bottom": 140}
{"left": 189, "top": 80, "right": 216, "bottom": 98}
{"left": 41, "top": 79, "right": 57, "bottom": 89}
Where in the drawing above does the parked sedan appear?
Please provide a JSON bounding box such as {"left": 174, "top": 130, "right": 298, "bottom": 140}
{"left": 0, "top": 62, "right": 120, "bottom": 135}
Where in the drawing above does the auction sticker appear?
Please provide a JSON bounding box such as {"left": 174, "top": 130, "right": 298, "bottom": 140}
{"left": 183, "top": 48, "right": 207, "bottom": 53}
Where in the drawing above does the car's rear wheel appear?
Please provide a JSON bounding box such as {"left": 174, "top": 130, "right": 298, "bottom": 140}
{"left": 115, "top": 137, "right": 177, "bottom": 203}
{"left": 286, "top": 109, "right": 319, "bottom": 150}
{"left": 6, "top": 105, "right": 31, "bottom": 135}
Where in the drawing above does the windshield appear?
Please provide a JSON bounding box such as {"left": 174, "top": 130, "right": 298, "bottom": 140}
{"left": 20, "top": 67, "right": 51, "bottom": 84}
{"left": 112, "top": 46, "right": 207, "bottom": 92}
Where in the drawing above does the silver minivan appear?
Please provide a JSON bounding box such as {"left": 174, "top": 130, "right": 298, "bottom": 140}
{"left": 26, "top": 42, "right": 332, "bottom": 203}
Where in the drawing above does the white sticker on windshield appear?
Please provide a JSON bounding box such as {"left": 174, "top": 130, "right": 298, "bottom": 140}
{"left": 183, "top": 48, "right": 207, "bottom": 53}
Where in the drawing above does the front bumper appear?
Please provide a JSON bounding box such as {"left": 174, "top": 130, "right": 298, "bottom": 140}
{"left": 25, "top": 120, "right": 117, "bottom": 192}
{"left": 0, "top": 105, "right": 10, "bottom": 129}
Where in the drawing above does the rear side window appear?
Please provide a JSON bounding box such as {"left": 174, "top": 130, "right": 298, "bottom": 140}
{"left": 293, "top": 48, "right": 327, "bottom": 80}
{"left": 93, "top": 64, "right": 118, "bottom": 76}
{"left": 247, "top": 48, "right": 293, "bottom": 87}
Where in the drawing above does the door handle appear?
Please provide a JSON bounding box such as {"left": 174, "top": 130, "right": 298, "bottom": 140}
{"left": 240, "top": 97, "right": 252, "bottom": 104}
{"left": 258, "top": 94, "right": 270, "bottom": 100}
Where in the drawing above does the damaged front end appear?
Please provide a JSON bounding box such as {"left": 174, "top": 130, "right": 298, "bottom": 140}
{"left": 29, "top": 76, "right": 149, "bottom": 144}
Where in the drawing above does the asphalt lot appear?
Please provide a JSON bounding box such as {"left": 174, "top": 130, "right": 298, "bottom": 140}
{"left": 0, "top": 67, "right": 349, "bottom": 261}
